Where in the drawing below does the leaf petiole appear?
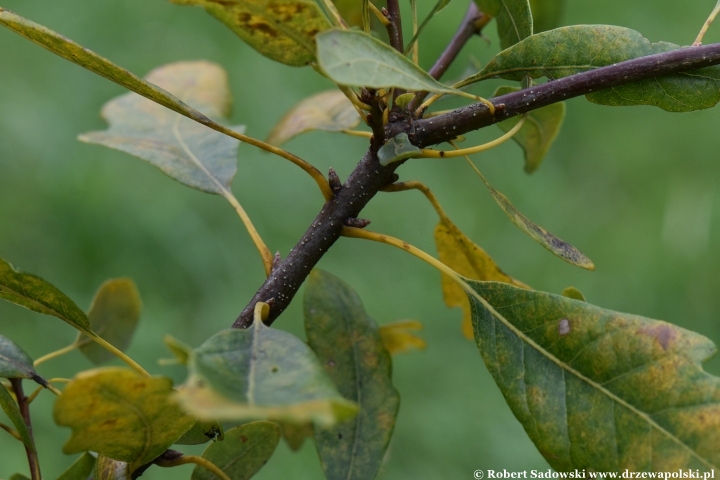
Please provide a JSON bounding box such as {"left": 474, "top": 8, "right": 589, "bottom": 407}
{"left": 381, "top": 180, "right": 450, "bottom": 222}
{"left": 33, "top": 342, "right": 78, "bottom": 367}
{"left": 368, "top": 1, "right": 391, "bottom": 26}
{"left": 0, "top": 421, "right": 22, "bottom": 441}
{"left": 155, "top": 454, "right": 231, "bottom": 480}
{"left": 340, "top": 129, "right": 373, "bottom": 138}
{"left": 88, "top": 334, "right": 150, "bottom": 377}
{"left": 418, "top": 114, "right": 526, "bottom": 158}
{"left": 694, "top": 1, "right": 720, "bottom": 46}
{"left": 319, "top": 0, "right": 349, "bottom": 28}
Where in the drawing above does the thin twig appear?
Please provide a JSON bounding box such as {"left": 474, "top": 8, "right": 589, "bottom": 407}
{"left": 418, "top": 115, "right": 526, "bottom": 158}
{"left": 381, "top": 180, "right": 450, "bottom": 221}
{"left": 384, "top": 0, "right": 404, "bottom": 52}
{"left": 155, "top": 455, "right": 231, "bottom": 480}
{"left": 694, "top": 1, "right": 720, "bottom": 45}
{"left": 10, "top": 379, "right": 41, "bottom": 480}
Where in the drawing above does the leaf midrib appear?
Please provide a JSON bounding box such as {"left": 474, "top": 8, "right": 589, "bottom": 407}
{"left": 463, "top": 279, "right": 717, "bottom": 470}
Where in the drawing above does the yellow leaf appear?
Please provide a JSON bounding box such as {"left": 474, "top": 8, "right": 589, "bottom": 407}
{"left": 54, "top": 368, "right": 195, "bottom": 472}
{"left": 379, "top": 320, "right": 427, "bottom": 355}
{"left": 434, "top": 218, "right": 529, "bottom": 339}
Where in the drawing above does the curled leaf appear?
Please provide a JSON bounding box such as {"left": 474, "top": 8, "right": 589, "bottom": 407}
{"left": 169, "top": 0, "right": 331, "bottom": 66}
{"left": 0, "top": 335, "right": 36, "bottom": 380}
{"left": 266, "top": 90, "right": 361, "bottom": 146}
{"left": 377, "top": 133, "right": 422, "bottom": 166}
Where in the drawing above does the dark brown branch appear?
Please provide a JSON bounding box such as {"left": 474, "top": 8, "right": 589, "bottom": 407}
{"left": 235, "top": 43, "right": 720, "bottom": 328}
{"left": 412, "top": 42, "right": 720, "bottom": 147}
{"left": 10, "top": 379, "right": 41, "bottom": 480}
{"left": 384, "top": 0, "right": 404, "bottom": 53}
{"left": 409, "top": 2, "right": 490, "bottom": 111}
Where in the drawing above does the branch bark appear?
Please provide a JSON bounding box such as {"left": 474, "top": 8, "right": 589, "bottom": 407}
{"left": 234, "top": 42, "right": 720, "bottom": 328}
{"left": 10, "top": 379, "right": 41, "bottom": 480}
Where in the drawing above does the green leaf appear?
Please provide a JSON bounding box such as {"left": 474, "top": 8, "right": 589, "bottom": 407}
{"left": 475, "top": 171, "right": 594, "bottom": 270}
{"left": 474, "top": 0, "right": 533, "bottom": 49}
{"left": 304, "top": 270, "right": 400, "bottom": 480}
{"left": 434, "top": 217, "right": 529, "bottom": 339}
{"left": 57, "top": 452, "right": 97, "bottom": 480}
{"left": 465, "top": 280, "right": 720, "bottom": 471}
{"left": 317, "top": 29, "right": 462, "bottom": 95}
{"left": 163, "top": 335, "right": 194, "bottom": 366}
{"left": 377, "top": 133, "right": 422, "bottom": 166}
{"left": 560, "top": 286, "right": 586, "bottom": 301}
{"left": 404, "top": 0, "right": 452, "bottom": 54}
{"left": 266, "top": 90, "right": 361, "bottom": 146}
{"left": 0, "top": 258, "right": 91, "bottom": 334}
{"left": 191, "top": 422, "right": 281, "bottom": 480}
{"left": 334, "top": 0, "right": 365, "bottom": 28}
{"left": 9, "top": 475, "right": 31, "bottom": 480}
{"left": 76, "top": 279, "right": 142, "bottom": 365}
{"left": 169, "top": 0, "right": 331, "bottom": 66}
{"left": 528, "top": 0, "right": 564, "bottom": 33}
{"left": 94, "top": 456, "right": 130, "bottom": 480}
{"left": 0, "top": 9, "right": 216, "bottom": 126}
{"left": 53, "top": 367, "right": 195, "bottom": 472}
{"left": 79, "top": 62, "right": 244, "bottom": 195}
{"left": 176, "top": 327, "right": 357, "bottom": 427}
{"left": 0, "top": 382, "right": 34, "bottom": 451}
{"left": 0, "top": 335, "right": 36, "bottom": 380}
{"left": 176, "top": 419, "right": 224, "bottom": 445}
{"left": 475, "top": 25, "right": 720, "bottom": 112}
{"left": 493, "top": 86, "right": 565, "bottom": 173}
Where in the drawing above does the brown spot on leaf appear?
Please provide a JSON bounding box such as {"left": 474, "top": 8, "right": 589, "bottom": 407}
{"left": 241, "top": 434, "right": 249, "bottom": 443}
{"left": 639, "top": 324, "right": 677, "bottom": 350}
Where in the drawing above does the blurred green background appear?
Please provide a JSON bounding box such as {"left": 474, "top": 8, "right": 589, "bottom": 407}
{"left": 1, "top": 0, "right": 720, "bottom": 478}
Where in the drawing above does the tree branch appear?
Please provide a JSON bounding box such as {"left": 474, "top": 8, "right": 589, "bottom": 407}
{"left": 411, "top": 43, "right": 720, "bottom": 147}
{"left": 234, "top": 43, "right": 720, "bottom": 328}
{"left": 10, "top": 379, "right": 41, "bottom": 480}
{"left": 384, "top": 0, "right": 404, "bottom": 53}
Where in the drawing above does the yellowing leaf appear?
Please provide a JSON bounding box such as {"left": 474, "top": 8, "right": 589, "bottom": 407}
{"left": 57, "top": 452, "right": 97, "bottom": 480}
{"left": 76, "top": 279, "right": 142, "bottom": 365}
{"left": 434, "top": 218, "right": 529, "bottom": 339}
{"left": 191, "top": 422, "right": 281, "bottom": 480}
{"left": 493, "top": 86, "right": 566, "bottom": 173}
{"left": 466, "top": 280, "right": 720, "bottom": 472}
{"left": 304, "top": 270, "right": 400, "bottom": 480}
{"left": 94, "top": 456, "right": 130, "bottom": 480}
{"left": 53, "top": 368, "right": 195, "bottom": 472}
{"left": 379, "top": 320, "right": 427, "bottom": 355}
{"left": 0, "top": 258, "right": 91, "bottom": 334}
{"left": 561, "top": 286, "right": 586, "bottom": 301}
{"left": 266, "top": 90, "right": 361, "bottom": 146}
{"left": 175, "top": 327, "right": 357, "bottom": 427}
{"left": 279, "top": 421, "right": 313, "bottom": 451}
{"left": 79, "top": 61, "right": 244, "bottom": 195}
{"left": 317, "top": 29, "right": 462, "bottom": 95}
{"left": 169, "top": 0, "right": 331, "bottom": 66}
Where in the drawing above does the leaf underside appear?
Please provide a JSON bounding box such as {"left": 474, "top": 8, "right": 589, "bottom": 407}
{"left": 0, "top": 334, "right": 36, "bottom": 380}
{"left": 79, "top": 61, "right": 244, "bottom": 195}
{"left": 466, "top": 280, "right": 720, "bottom": 471}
